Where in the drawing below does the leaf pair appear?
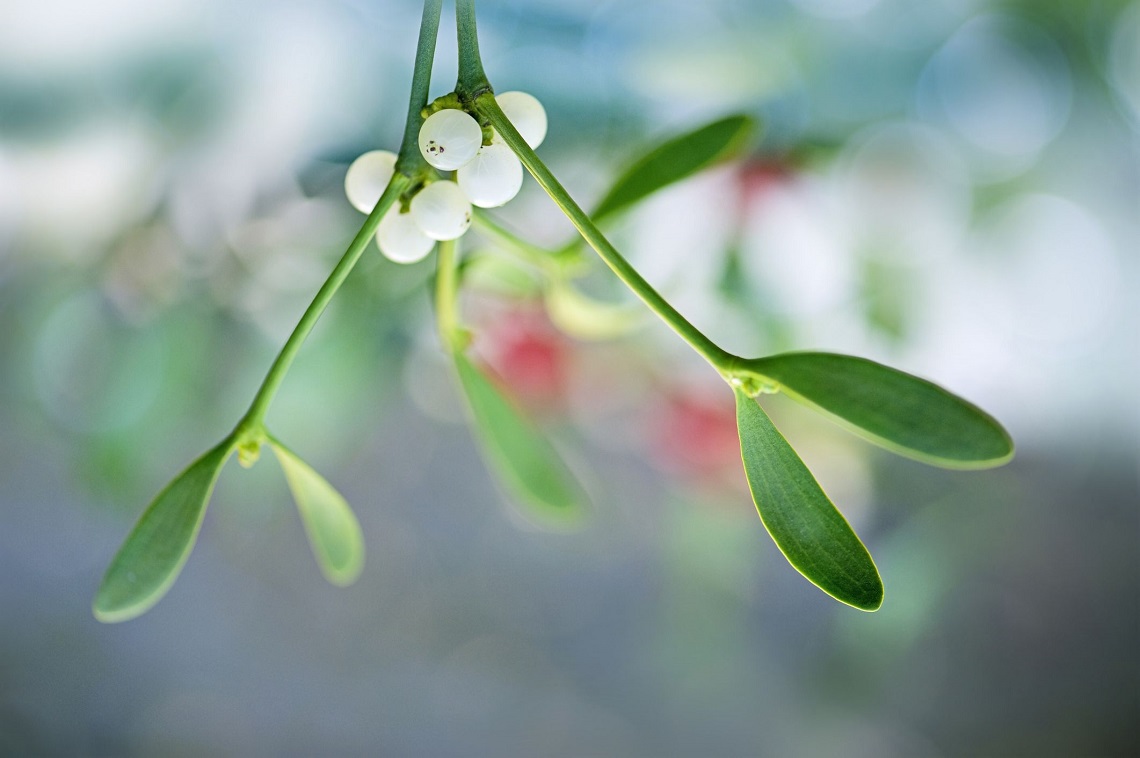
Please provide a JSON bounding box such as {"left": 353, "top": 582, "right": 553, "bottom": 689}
{"left": 552, "top": 116, "right": 1012, "bottom": 610}
{"left": 93, "top": 435, "right": 363, "bottom": 623}
{"left": 734, "top": 352, "right": 1013, "bottom": 610}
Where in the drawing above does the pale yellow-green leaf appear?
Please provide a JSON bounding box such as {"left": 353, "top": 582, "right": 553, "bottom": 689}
{"left": 270, "top": 439, "right": 364, "bottom": 586}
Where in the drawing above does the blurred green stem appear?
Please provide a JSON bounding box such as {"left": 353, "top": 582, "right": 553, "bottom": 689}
{"left": 435, "top": 238, "right": 465, "bottom": 350}
{"left": 470, "top": 211, "right": 563, "bottom": 276}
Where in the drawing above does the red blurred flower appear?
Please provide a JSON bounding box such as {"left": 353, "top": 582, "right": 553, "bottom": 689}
{"left": 476, "top": 303, "right": 571, "bottom": 413}
{"left": 648, "top": 390, "right": 743, "bottom": 488}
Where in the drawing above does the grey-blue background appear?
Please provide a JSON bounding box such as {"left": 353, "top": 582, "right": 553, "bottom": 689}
{"left": 1, "top": 0, "right": 1137, "bottom": 755}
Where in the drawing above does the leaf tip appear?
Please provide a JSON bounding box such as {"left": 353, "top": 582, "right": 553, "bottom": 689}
{"left": 91, "top": 586, "right": 157, "bottom": 624}
{"left": 321, "top": 546, "right": 365, "bottom": 588}
{"left": 989, "top": 427, "right": 1017, "bottom": 466}
{"left": 800, "top": 559, "right": 884, "bottom": 612}
{"left": 92, "top": 603, "right": 132, "bottom": 624}
{"left": 850, "top": 582, "right": 885, "bottom": 613}
{"left": 940, "top": 411, "right": 1015, "bottom": 470}
{"left": 509, "top": 495, "right": 591, "bottom": 533}
{"left": 935, "top": 430, "right": 1016, "bottom": 470}
{"left": 91, "top": 597, "right": 119, "bottom": 624}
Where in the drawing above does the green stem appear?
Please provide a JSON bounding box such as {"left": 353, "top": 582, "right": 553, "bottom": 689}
{"left": 238, "top": 177, "right": 409, "bottom": 431}
{"left": 553, "top": 239, "right": 588, "bottom": 266}
{"left": 470, "top": 211, "right": 562, "bottom": 275}
{"left": 455, "top": 0, "right": 490, "bottom": 96}
{"left": 473, "top": 93, "right": 736, "bottom": 372}
{"left": 237, "top": 0, "right": 444, "bottom": 435}
{"left": 397, "top": 0, "right": 445, "bottom": 176}
{"left": 435, "top": 238, "right": 463, "bottom": 350}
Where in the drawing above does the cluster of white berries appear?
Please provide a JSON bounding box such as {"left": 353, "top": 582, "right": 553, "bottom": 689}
{"left": 344, "top": 91, "right": 547, "bottom": 264}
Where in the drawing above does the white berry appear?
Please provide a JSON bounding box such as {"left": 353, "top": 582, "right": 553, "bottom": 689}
{"left": 419, "top": 109, "right": 482, "bottom": 171}
{"left": 495, "top": 91, "right": 547, "bottom": 149}
{"left": 377, "top": 208, "right": 435, "bottom": 264}
{"left": 410, "top": 181, "right": 472, "bottom": 241}
{"left": 457, "top": 142, "right": 524, "bottom": 208}
{"left": 344, "top": 150, "right": 397, "bottom": 213}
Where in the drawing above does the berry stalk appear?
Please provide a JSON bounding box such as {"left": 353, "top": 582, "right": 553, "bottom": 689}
{"left": 435, "top": 238, "right": 464, "bottom": 351}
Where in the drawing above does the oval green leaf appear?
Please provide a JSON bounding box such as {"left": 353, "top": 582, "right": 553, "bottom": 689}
{"left": 740, "top": 352, "right": 1014, "bottom": 469}
{"left": 93, "top": 438, "right": 234, "bottom": 623}
{"left": 453, "top": 351, "right": 587, "bottom": 526}
{"left": 735, "top": 389, "right": 883, "bottom": 611}
{"left": 269, "top": 438, "right": 364, "bottom": 586}
{"left": 591, "top": 114, "right": 757, "bottom": 223}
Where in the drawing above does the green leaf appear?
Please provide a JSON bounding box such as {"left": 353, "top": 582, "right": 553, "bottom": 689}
{"left": 453, "top": 351, "right": 587, "bottom": 525}
{"left": 459, "top": 250, "right": 543, "bottom": 298}
{"left": 545, "top": 280, "right": 645, "bottom": 341}
{"left": 269, "top": 438, "right": 364, "bottom": 586}
{"left": 735, "top": 389, "right": 883, "bottom": 611}
{"left": 740, "top": 353, "right": 1014, "bottom": 469}
{"left": 591, "top": 114, "right": 757, "bottom": 223}
{"left": 93, "top": 438, "right": 234, "bottom": 623}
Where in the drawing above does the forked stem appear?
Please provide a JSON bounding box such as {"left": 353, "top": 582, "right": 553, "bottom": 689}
{"left": 454, "top": 0, "right": 737, "bottom": 374}
{"left": 474, "top": 93, "right": 737, "bottom": 373}
{"left": 236, "top": 0, "right": 444, "bottom": 438}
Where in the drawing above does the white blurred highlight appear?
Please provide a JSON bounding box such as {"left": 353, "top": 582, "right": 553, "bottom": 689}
{"left": 839, "top": 122, "right": 971, "bottom": 264}
{"left": 920, "top": 15, "right": 1072, "bottom": 178}
{"left": 741, "top": 175, "right": 857, "bottom": 318}
{"left": 0, "top": 0, "right": 204, "bottom": 71}
{"left": 2, "top": 124, "right": 159, "bottom": 261}
{"left": 977, "top": 194, "right": 1120, "bottom": 346}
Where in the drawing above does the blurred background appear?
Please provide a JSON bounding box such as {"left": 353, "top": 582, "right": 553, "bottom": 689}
{"left": 1, "top": 0, "right": 1137, "bottom": 755}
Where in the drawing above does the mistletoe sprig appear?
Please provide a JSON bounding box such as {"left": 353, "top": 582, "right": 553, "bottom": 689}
{"left": 93, "top": 0, "right": 1012, "bottom": 622}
